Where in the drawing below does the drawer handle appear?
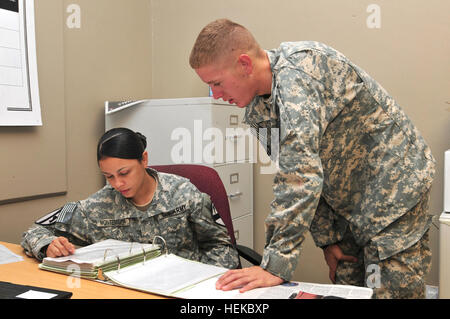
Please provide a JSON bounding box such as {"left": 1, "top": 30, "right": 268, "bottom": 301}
{"left": 225, "top": 134, "right": 243, "bottom": 141}
{"left": 228, "top": 191, "right": 243, "bottom": 199}
{"left": 230, "top": 173, "right": 239, "bottom": 184}
{"left": 229, "top": 115, "right": 239, "bottom": 125}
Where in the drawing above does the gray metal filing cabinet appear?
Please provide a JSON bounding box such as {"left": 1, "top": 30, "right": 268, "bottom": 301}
{"left": 105, "top": 97, "right": 254, "bottom": 263}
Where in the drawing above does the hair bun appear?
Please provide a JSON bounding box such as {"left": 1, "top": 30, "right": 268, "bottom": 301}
{"left": 135, "top": 131, "right": 147, "bottom": 149}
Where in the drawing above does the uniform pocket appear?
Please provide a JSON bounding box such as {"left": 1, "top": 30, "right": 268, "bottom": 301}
{"left": 157, "top": 213, "right": 191, "bottom": 251}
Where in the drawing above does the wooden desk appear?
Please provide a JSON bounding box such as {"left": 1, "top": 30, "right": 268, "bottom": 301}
{"left": 0, "top": 241, "right": 165, "bottom": 299}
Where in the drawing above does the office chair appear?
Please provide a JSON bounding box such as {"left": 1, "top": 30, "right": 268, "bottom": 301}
{"left": 150, "top": 164, "right": 262, "bottom": 267}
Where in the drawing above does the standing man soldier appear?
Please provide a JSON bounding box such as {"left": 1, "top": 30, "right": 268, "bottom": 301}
{"left": 189, "top": 18, "right": 435, "bottom": 298}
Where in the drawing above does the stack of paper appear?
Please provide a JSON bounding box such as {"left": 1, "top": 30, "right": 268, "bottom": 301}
{"left": 39, "top": 239, "right": 160, "bottom": 280}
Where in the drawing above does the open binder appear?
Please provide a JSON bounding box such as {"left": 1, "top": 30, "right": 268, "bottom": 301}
{"left": 39, "top": 238, "right": 229, "bottom": 298}
{"left": 39, "top": 238, "right": 162, "bottom": 280}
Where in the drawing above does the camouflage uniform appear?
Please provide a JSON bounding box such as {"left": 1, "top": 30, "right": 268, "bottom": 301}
{"left": 244, "top": 41, "right": 435, "bottom": 298}
{"left": 21, "top": 168, "right": 239, "bottom": 269}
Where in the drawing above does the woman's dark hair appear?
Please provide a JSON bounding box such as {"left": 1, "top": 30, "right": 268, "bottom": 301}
{"left": 97, "top": 127, "right": 147, "bottom": 162}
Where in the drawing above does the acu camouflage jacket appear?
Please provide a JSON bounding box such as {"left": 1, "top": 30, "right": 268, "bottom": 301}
{"left": 245, "top": 41, "right": 435, "bottom": 281}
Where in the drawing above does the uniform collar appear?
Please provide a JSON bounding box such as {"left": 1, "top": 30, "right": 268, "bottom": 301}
{"left": 147, "top": 167, "right": 172, "bottom": 193}
{"left": 244, "top": 49, "right": 280, "bottom": 126}
{"left": 145, "top": 167, "right": 168, "bottom": 208}
{"left": 110, "top": 167, "right": 165, "bottom": 217}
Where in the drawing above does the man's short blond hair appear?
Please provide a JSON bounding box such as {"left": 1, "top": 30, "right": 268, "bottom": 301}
{"left": 189, "top": 19, "right": 262, "bottom": 69}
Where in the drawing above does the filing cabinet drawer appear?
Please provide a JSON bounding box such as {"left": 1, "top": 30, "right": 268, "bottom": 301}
{"left": 214, "top": 162, "right": 252, "bottom": 219}
{"left": 211, "top": 105, "right": 246, "bottom": 130}
{"left": 211, "top": 106, "right": 251, "bottom": 163}
{"left": 232, "top": 213, "right": 254, "bottom": 268}
{"left": 232, "top": 213, "right": 253, "bottom": 248}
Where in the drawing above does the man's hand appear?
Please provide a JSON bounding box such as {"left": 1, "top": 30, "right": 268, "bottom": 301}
{"left": 215, "top": 266, "right": 283, "bottom": 293}
{"left": 46, "top": 236, "right": 75, "bottom": 258}
{"left": 323, "top": 244, "right": 358, "bottom": 283}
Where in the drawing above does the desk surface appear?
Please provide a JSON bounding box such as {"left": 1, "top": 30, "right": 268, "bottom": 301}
{"left": 0, "top": 241, "right": 165, "bottom": 299}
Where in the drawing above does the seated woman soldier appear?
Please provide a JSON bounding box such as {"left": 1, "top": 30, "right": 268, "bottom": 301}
{"left": 21, "top": 127, "right": 239, "bottom": 269}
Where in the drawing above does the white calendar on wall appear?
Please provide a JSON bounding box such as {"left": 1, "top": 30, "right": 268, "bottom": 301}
{"left": 0, "top": 0, "right": 41, "bottom": 126}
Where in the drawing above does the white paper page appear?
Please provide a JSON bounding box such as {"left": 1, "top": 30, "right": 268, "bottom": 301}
{"left": 175, "top": 277, "right": 239, "bottom": 299}
{"left": 177, "top": 280, "right": 373, "bottom": 299}
{"left": 177, "top": 278, "right": 300, "bottom": 299}
{"left": 0, "top": 0, "right": 29, "bottom": 108}
{"left": 105, "top": 254, "right": 227, "bottom": 295}
{"left": 0, "top": 244, "right": 23, "bottom": 265}
{"left": 43, "top": 239, "right": 157, "bottom": 265}
{"left": 0, "top": 0, "right": 42, "bottom": 126}
{"left": 0, "top": 4, "right": 23, "bottom": 87}
{"left": 296, "top": 282, "right": 373, "bottom": 299}
{"left": 16, "top": 290, "right": 57, "bottom": 299}
{"left": 237, "top": 284, "right": 300, "bottom": 299}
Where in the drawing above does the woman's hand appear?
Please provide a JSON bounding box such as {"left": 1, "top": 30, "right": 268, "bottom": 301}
{"left": 46, "top": 236, "right": 76, "bottom": 258}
